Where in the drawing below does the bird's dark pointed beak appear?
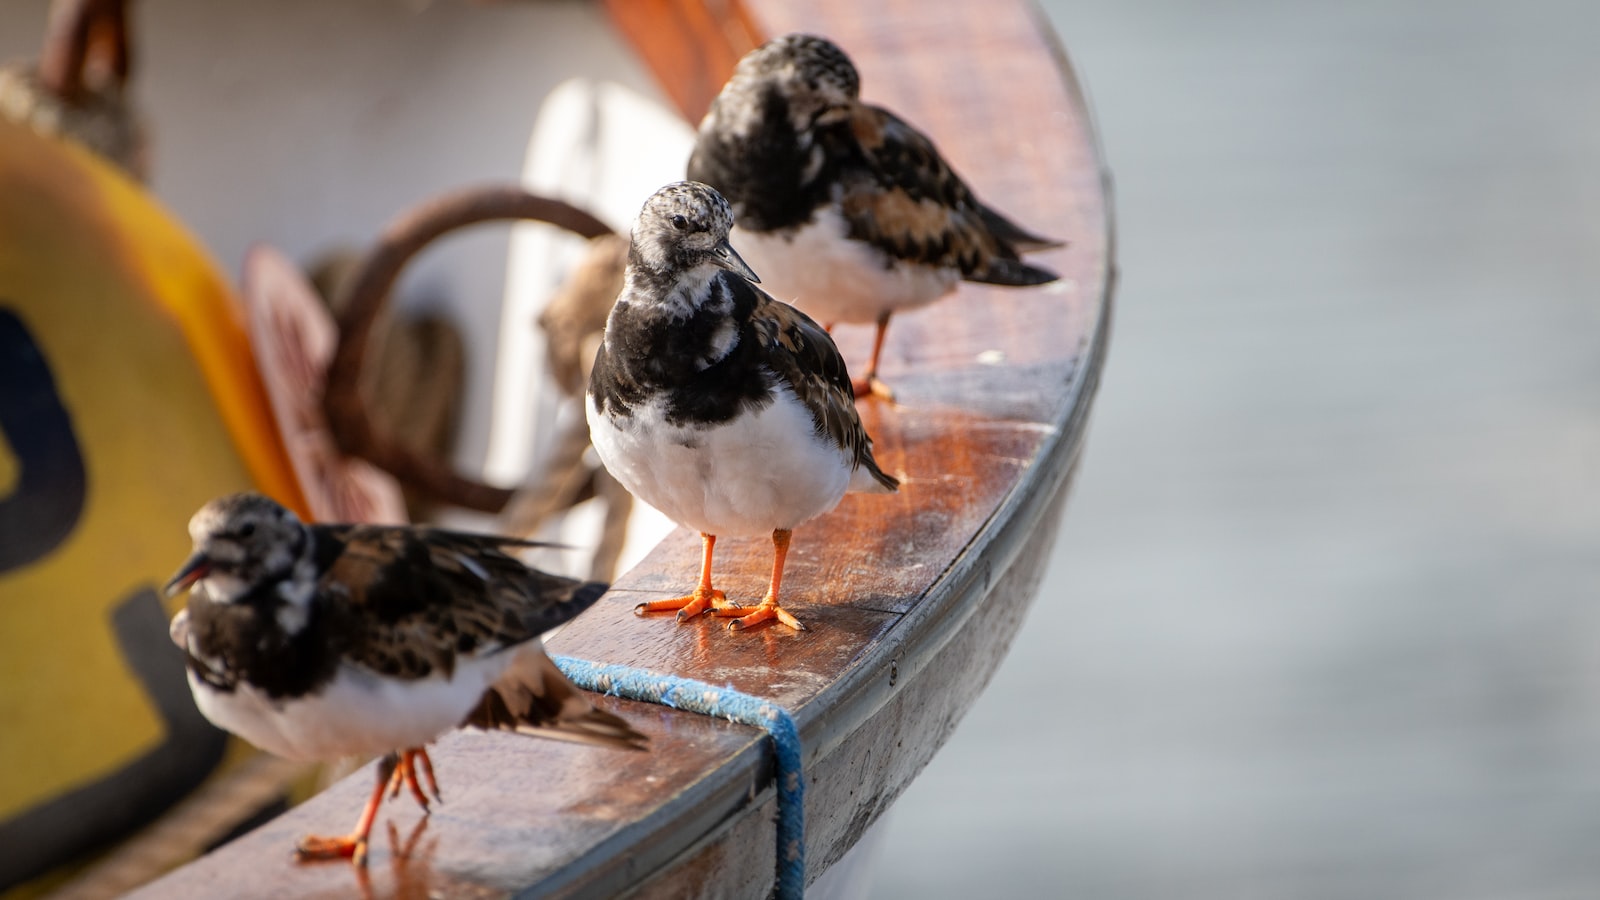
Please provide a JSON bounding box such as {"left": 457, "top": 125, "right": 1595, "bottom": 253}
{"left": 711, "top": 239, "right": 760, "bottom": 284}
{"left": 164, "top": 551, "right": 212, "bottom": 598}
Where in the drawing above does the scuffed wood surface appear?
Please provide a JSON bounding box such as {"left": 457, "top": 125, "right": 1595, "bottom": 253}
{"left": 131, "top": 0, "right": 1111, "bottom": 896}
{"left": 636, "top": 474, "right": 1077, "bottom": 899}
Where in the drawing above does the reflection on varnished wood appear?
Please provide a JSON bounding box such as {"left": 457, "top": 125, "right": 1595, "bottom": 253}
{"left": 348, "top": 819, "right": 437, "bottom": 900}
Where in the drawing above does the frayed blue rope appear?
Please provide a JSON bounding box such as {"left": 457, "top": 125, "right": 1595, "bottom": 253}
{"left": 552, "top": 655, "right": 805, "bottom": 900}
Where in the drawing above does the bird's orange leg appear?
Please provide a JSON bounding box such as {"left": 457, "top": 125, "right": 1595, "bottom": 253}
{"left": 411, "top": 747, "right": 441, "bottom": 804}
{"left": 391, "top": 749, "right": 439, "bottom": 811}
{"left": 296, "top": 751, "right": 400, "bottom": 866}
{"left": 635, "top": 532, "right": 730, "bottom": 622}
{"left": 714, "top": 529, "right": 806, "bottom": 631}
{"left": 851, "top": 313, "right": 896, "bottom": 401}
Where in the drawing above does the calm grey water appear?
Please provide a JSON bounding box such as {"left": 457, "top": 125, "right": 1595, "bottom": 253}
{"left": 875, "top": 1, "right": 1600, "bottom": 897}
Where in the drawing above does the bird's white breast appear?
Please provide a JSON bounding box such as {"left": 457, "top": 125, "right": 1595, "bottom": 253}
{"left": 587, "top": 384, "right": 854, "bottom": 538}
{"left": 732, "top": 207, "right": 959, "bottom": 324}
{"left": 187, "top": 648, "right": 513, "bottom": 761}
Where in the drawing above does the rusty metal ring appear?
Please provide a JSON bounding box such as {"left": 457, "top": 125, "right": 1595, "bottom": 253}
{"left": 322, "top": 186, "right": 615, "bottom": 513}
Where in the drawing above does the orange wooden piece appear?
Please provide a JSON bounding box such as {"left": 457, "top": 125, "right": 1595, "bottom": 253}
{"left": 599, "top": 0, "right": 764, "bottom": 122}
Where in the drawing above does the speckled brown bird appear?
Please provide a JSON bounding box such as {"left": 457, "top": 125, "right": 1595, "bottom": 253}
{"left": 688, "top": 33, "right": 1062, "bottom": 400}
{"left": 587, "top": 181, "right": 898, "bottom": 633}
{"left": 164, "top": 493, "right": 645, "bottom": 866}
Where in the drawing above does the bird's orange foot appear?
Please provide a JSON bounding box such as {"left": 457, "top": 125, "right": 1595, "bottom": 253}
{"left": 296, "top": 833, "right": 369, "bottom": 866}
{"left": 635, "top": 588, "right": 729, "bottom": 623}
{"left": 713, "top": 600, "right": 807, "bottom": 632}
{"left": 850, "top": 374, "right": 895, "bottom": 402}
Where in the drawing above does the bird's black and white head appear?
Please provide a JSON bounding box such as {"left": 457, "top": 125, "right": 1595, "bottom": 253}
{"left": 629, "top": 181, "right": 760, "bottom": 296}
{"left": 719, "top": 34, "right": 860, "bottom": 133}
{"left": 165, "top": 493, "right": 312, "bottom": 609}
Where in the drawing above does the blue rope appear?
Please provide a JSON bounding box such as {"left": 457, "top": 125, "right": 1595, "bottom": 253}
{"left": 552, "top": 655, "right": 805, "bottom": 899}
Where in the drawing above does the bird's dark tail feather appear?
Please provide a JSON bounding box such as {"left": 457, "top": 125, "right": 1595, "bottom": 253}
{"left": 462, "top": 646, "right": 648, "bottom": 751}
{"left": 967, "top": 257, "right": 1060, "bottom": 287}
{"left": 855, "top": 457, "right": 899, "bottom": 493}
{"left": 979, "top": 204, "right": 1066, "bottom": 254}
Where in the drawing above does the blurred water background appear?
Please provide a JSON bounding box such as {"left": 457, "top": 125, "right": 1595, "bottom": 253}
{"left": 873, "top": 1, "right": 1600, "bottom": 896}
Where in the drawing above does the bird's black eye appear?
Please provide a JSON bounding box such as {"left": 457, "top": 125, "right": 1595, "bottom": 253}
{"left": 238, "top": 522, "right": 256, "bottom": 538}
{"left": 670, "top": 214, "right": 689, "bottom": 231}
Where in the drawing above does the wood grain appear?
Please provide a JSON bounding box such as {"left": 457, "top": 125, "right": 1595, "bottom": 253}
{"left": 130, "top": 0, "right": 1112, "bottom": 896}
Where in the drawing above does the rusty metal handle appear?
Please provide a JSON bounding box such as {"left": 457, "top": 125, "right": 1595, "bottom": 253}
{"left": 322, "top": 185, "right": 615, "bottom": 513}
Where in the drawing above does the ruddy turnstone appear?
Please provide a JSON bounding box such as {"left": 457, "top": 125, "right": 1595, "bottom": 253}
{"left": 687, "top": 33, "right": 1062, "bottom": 400}
{"left": 164, "top": 493, "right": 645, "bottom": 865}
{"left": 586, "top": 181, "right": 898, "bottom": 632}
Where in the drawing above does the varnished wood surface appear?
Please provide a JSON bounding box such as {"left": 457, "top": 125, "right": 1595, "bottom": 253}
{"left": 131, "top": 0, "right": 1111, "bottom": 896}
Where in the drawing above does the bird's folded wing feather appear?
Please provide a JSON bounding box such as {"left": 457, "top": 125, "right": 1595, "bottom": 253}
{"left": 461, "top": 645, "right": 648, "bottom": 750}
{"left": 741, "top": 281, "right": 897, "bottom": 489}
{"left": 317, "top": 525, "right": 604, "bottom": 679}
{"left": 828, "top": 103, "right": 1023, "bottom": 277}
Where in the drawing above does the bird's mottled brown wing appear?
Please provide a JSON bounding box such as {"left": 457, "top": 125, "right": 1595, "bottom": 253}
{"left": 316, "top": 524, "right": 606, "bottom": 681}
{"left": 460, "top": 646, "right": 648, "bottom": 750}
{"left": 829, "top": 103, "right": 1058, "bottom": 285}
{"left": 740, "top": 282, "right": 899, "bottom": 491}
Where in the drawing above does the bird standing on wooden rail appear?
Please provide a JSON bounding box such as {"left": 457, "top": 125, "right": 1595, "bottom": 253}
{"left": 163, "top": 493, "right": 646, "bottom": 866}
{"left": 587, "top": 181, "right": 898, "bottom": 633}
{"left": 688, "top": 33, "right": 1063, "bottom": 400}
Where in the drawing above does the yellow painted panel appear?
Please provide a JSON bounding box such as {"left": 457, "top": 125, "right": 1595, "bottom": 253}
{"left": 0, "top": 428, "right": 14, "bottom": 498}
{"left": 0, "top": 118, "right": 304, "bottom": 823}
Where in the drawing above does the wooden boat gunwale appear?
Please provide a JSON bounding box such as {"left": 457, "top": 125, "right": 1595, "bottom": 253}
{"left": 543, "top": 281, "right": 1111, "bottom": 899}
